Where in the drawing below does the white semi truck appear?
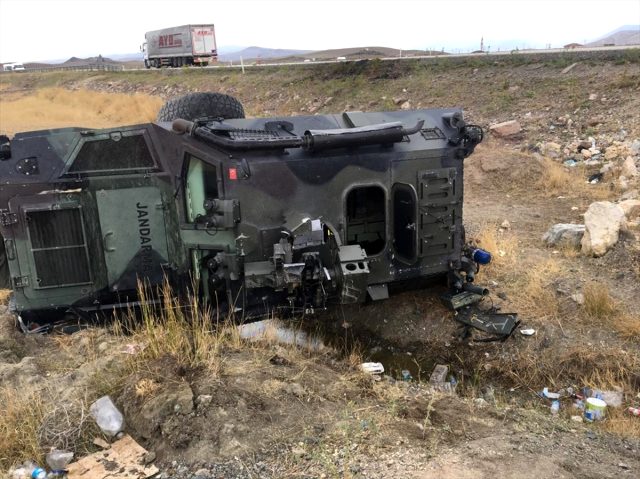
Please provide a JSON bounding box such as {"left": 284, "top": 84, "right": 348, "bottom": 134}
{"left": 142, "top": 24, "right": 218, "bottom": 68}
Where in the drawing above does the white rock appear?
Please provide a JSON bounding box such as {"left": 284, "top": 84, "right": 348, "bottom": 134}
{"left": 618, "top": 199, "right": 640, "bottom": 219}
{"left": 500, "top": 219, "right": 511, "bottom": 229}
{"left": 542, "top": 224, "right": 585, "bottom": 248}
{"left": 621, "top": 156, "right": 638, "bottom": 177}
{"left": 489, "top": 120, "right": 521, "bottom": 138}
{"left": 581, "top": 201, "right": 626, "bottom": 257}
{"left": 588, "top": 93, "right": 598, "bottom": 101}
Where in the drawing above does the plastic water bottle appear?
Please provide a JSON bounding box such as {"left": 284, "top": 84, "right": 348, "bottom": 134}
{"left": 89, "top": 396, "right": 124, "bottom": 436}
{"left": 550, "top": 400, "right": 560, "bottom": 415}
{"left": 30, "top": 467, "right": 46, "bottom": 479}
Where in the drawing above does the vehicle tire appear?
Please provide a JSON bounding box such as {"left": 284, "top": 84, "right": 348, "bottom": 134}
{"left": 157, "top": 92, "right": 245, "bottom": 122}
{"left": 144, "top": 59, "right": 150, "bottom": 69}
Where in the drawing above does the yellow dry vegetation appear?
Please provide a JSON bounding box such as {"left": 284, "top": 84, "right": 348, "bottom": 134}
{"left": 0, "top": 87, "right": 163, "bottom": 135}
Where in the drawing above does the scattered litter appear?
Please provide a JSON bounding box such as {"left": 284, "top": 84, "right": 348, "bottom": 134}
{"left": 628, "top": 407, "right": 640, "bottom": 417}
{"left": 429, "top": 364, "right": 449, "bottom": 384}
{"left": 550, "top": 400, "right": 560, "bottom": 415}
{"left": 361, "top": 362, "right": 384, "bottom": 375}
{"left": 120, "top": 343, "right": 146, "bottom": 355}
{"left": 601, "top": 389, "right": 623, "bottom": 408}
{"left": 541, "top": 387, "right": 560, "bottom": 399}
{"left": 46, "top": 450, "right": 74, "bottom": 471}
{"left": 584, "top": 397, "right": 607, "bottom": 422}
{"left": 520, "top": 328, "right": 536, "bottom": 336}
{"left": 571, "top": 415, "right": 583, "bottom": 423}
{"left": 401, "top": 369, "right": 413, "bottom": 381}
{"left": 90, "top": 395, "right": 124, "bottom": 437}
{"left": 9, "top": 463, "right": 46, "bottom": 479}
{"left": 588, "top": 172, "right": 603, "bottom": 184}
{"left": 563, "top": 159, "right": 577, "bottom": 167}
{"left": 67, "top": 434, "right": 158, "bottom": 479}
{"left": 237, "top": 319, "right": 325, "bottom": 351}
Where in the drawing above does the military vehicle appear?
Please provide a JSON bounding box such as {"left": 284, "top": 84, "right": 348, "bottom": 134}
{"left": 0, "top": 92, "right": 495, "bottom": 332}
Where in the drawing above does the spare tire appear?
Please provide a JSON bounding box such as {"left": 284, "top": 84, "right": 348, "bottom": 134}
{"left": 157, "top": 92, "right": 245, "bottom": 122}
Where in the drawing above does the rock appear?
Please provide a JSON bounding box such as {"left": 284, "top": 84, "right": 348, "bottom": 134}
{"left": 539, "top": 141, "right": 562, "bottom": 158}
{"left": 393, "top": 97, "right": 408, "bottom": 105}
{"left": 588, "top": 93, "right": 598, "bottom": 101}
{"left": 621, "top": 189, "right": 639, "bottom": 200}
{"left": 571, "top": 293, "right": 585, "bottom": 305}
{"left": 581, "top": 201, "right": 626, "bottom": 257}
{"left": 631, "top": 140, "right": 640, "bottom": 155}
{"left": 582, "top": 149, "right": 592, "bottom": 159}
{"left": 621, "top": 156, "right": 638, "bottom": 177}
{"left": 193, "top": 468, "right": 210, "bottom": 478}
{"left": 571, "top": 415, "right": 584, "bottom": 423}
{"left": 600, "top": 162, "right": 615, "bottom": 174}
{"left": 618, "top": 199, "right": 640, "bottom": 219}
{"left": 474, "top": 398, "right": 488, "bottom": 408}
{"left": 500, "top": 219, "right": 511, "bottom": 229}
{"left": 577, "top": 140, "right": 592, "bottom": 152}
{"left": 542, "top": 224, "right": 585, "bottom": 248}
{"left": 400, "top": 101, "right": 411, "bottom": 110}
{"left": 489, "top": 120, "right": 521, "bottom": 138}
{"left": 143, "top": 451, "right": 157, "bottom": 465}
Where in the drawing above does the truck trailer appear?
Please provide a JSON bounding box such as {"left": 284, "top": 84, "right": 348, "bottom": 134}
{"left": 142, "top": 24, "right": 217, "bottom": 68}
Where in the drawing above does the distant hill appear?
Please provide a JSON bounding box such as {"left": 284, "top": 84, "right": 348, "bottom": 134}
{"left": 299, "top": 46, "right": 434, "bottom": 60}
{"left": 219, "top": 46, "right": 312, "bottom": 62}
{"left": 586, "top": 25, "right": 640, "bottom": 46}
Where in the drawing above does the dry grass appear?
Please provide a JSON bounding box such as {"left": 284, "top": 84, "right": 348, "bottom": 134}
{"left": 114, "top": 280, "right": 231, "bottom": 375}
{"left": 601, "top": 407, "right": 640, "bottom": 438}
{"left": 613, "top": 312, "right": 640, "bottom": 339}
{"left": 0, "top": 387, "right": 45, "bottom": 468}
{"left": 0, "top": 87, "right": 163, "bottom": 135}
{"left": 0, "top": 289, "right": 10, "bottom": 305}
{"left": 536, "top": 159, "right": 611, "bottom": 199}
{"left": 473, "top": 223, "right": 519, "bottom": 273}
{"left": 582, "top": 282, "right": 619, "bottom": 319}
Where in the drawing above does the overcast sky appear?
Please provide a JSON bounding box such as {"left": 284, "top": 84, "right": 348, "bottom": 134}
{"left": 0, "top": 0, "right": 638, "bottom": 63}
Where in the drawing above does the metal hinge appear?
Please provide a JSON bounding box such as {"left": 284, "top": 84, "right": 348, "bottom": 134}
{"left": 13, "top": 275, "right": 29, "bottom": 288}
{"left": 0, "top": 211, "right": 18, "bottom": 226}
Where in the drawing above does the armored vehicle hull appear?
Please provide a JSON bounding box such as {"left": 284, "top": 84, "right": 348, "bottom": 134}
{"left": 0, "top": 94, "right": 484, "bottom": 329}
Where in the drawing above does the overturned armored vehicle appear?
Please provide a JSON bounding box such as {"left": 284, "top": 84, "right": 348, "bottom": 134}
{"left": 0, "top": 93, "right": 486, "bottom": 330}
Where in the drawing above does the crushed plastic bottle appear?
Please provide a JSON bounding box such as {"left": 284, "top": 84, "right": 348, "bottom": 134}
{"left": 551, "top": 400, "right": 560, "bottom": 415}
{"left": 46, "top": 450, "right": 74, "bottom": 471}
{"left": 89, "top": 395, "right": 124, "bottom": 437}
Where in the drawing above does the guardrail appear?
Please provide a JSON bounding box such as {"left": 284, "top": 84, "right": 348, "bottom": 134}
{"left": 17, "top": 63, "right": 124, "bottom": 73}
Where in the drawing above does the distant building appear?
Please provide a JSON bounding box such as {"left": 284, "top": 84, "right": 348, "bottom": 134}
{"left": 563, "top": 43, "right": 583, "bottom": 49}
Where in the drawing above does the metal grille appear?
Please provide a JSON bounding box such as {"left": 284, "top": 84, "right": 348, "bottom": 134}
{"left": 420, "top": 127, "right": 445, "bottom": 140}
{"left": 27, "top": 209, "right": 91, "bottom": 287}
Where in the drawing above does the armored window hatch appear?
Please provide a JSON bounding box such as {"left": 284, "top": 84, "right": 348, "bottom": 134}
{"left": 65, "top": 131, "right": 155, "bottom": 175}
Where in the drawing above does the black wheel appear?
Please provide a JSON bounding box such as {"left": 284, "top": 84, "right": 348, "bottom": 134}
{"left": 156, "top": 92, "right": 245, "bottom": 122}
{"left": 144, "top": 59, "right": 150, "bottom": 69}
